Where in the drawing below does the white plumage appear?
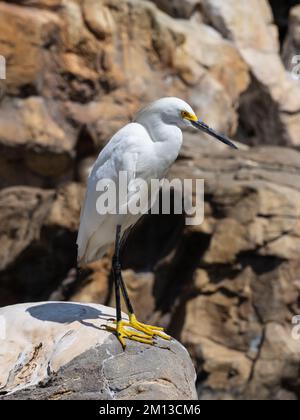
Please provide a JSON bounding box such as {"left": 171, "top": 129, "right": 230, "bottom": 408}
{"left": 77, "top": 97, "right": 237, "bottom": 265}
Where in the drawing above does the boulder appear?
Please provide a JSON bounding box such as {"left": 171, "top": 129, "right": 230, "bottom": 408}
{"left": 0, "top": 302, "right": 197, "bottom": 400}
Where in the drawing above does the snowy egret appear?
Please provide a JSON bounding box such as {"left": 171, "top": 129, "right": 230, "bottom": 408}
{"left": 77, "top": 97, "right": 237, "bottom": 348}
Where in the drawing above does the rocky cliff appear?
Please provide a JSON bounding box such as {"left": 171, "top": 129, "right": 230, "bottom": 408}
{"left": 0, "top": 0, "right": 300, "bottom": 400}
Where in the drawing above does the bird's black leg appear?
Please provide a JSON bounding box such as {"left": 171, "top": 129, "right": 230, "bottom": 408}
{"left": 119, "top": 277, "right": 134, "bottom": 315}
{"left": 114, "top": 224, "right": 134, "bottom": 315}
{"left": 114, "top": 226, "right": 170, "bottom": 344}
{"left": 109, "top": 224, "right": 170, "bottom": 346}
{"left": 113, "top": 225, "right": 122, "bottom": 324}
{"left": 110, "top": 225, "right": 154, "bottom": 348}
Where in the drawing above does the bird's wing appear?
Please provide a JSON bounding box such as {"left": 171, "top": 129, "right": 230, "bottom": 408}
{"left": 76, "top": 123, "right": 152, "bottom": 264}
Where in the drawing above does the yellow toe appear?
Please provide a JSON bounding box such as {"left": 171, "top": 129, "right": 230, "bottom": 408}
{"left": 105, "top": 320, "right": 156, "bottom": 347}
{"left": 105, "top": 314, "right": 170, "bottom": 347}
{"left": 129, "top": 314, "right": 171, "bottom": 341}
{"left": 128, "top": 335, "right": 154, "bottom": 345}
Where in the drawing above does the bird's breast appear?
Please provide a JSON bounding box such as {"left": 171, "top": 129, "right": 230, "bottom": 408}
{"left": 129, "top": 121, "right": 183, "bottom": 180}
{"left": 151, "top": 132, "right": 183, "bottom": 177}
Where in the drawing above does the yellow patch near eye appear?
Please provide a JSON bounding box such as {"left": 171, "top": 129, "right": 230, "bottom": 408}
{"left": 181, "top": 111, "right": 198, "bottom": 121}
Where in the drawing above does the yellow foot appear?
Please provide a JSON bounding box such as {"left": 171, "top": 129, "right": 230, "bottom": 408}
{"left": 106, "top": 314, "right": 171, "bottom": 348}
{"left": 124, "top": 314, "right": 171, "bottom": 341}
{"left": 106, "top": 320, "right": 155, "bottom": 348}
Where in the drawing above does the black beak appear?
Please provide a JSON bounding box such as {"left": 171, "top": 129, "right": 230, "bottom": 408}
{"left": 191, "top": 120, "right": 238, "bottom": 150}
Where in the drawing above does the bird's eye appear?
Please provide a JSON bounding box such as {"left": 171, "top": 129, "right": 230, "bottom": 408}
{"left": 181, "top": 111, "right": 189, "bottom": 119}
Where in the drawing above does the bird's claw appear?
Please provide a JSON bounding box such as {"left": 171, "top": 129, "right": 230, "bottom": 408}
{"left": 127, "top": 313, "right": 171, "bottom": 341}
{"left": 106, "top": 320, "right": 155, "bottom": 348}
{"left": 105, "top": 313, "right": 170, "bottom": 348}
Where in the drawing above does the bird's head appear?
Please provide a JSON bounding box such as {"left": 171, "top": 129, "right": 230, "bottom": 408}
{"left": 136, "top": 97, "right": 238, "bottom": 149}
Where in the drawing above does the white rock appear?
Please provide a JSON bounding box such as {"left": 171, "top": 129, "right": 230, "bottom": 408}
{"left": 0, "top": 302, "right": 197, "bottom": 400}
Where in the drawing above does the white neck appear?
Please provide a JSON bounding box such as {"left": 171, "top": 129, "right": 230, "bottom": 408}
{"left": 136, "top": 112, "right": 182, "bottom": 142}
{"left": 136, "top": 112, "right": 183, "bottom": 167}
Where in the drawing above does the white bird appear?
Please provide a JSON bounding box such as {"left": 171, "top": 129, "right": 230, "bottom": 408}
{"left": 77, "top": 97, "right": 237, "bottom": 348}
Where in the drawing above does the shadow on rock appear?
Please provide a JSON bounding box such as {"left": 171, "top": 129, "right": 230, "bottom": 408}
{"left": 26, "top": 302, "right": 112, "bottom": 324}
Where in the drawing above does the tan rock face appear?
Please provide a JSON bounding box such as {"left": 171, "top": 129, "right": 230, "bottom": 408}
{"left": 0, "top": 0, "right": 300, "bottom": 401}
{"left": 1, "top": 145, "right": 299, "bottom": 398}
{"left": 69, "top": 258, "right": 111, "bottom": 303}
{"left": 0, "top": 187, "right": 55, "bottom": 272}
{"left": 200, "top": 0, "right": 300, "bottom": 146}
{"left": 0, "top": 0, "right": 249, "bottom": 189}
{"left": 116, "top": 145, "right": 299, "bottom": 400}
{"left": 0, "top": 97, "right": 75, "bottom": 186}
{"left": 201, "top": 0, "right": 278, "bottom": 51}
{"left": 0, "top": 3, "right": 61, "bottom": 95}
{"left": 0, "top": 98, "right": 71, "bottom": 152}
{"left": 46, "top": 182, "right": 85, "bottom": 231}
{"left": 82, "top": 0, "right": 116, "bottom": 39}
